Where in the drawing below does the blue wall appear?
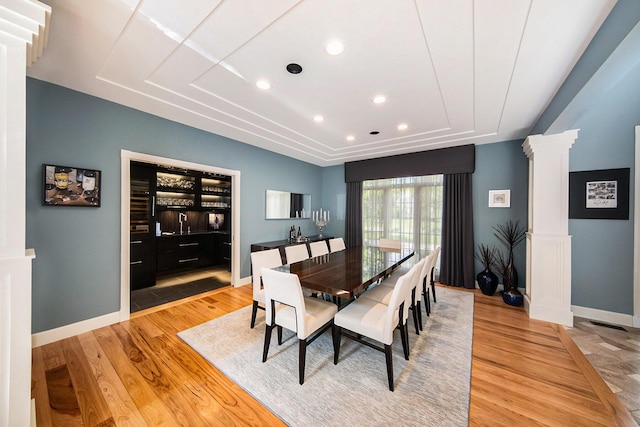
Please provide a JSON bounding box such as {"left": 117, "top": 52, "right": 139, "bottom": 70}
{"left": 26, "top": 56, "right": 639, "bottom": 334}
{"left": 472, "top": 141, "right": 529, "bottom": 287}
{"left": 567, "top": 59, "right": 640, "bottom": 314}
{"left": 26, "top": 78, "right": 324, "bottom": 333}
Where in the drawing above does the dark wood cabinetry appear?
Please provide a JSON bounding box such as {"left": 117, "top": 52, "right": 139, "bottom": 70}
{"left": 129, "top": 161, "right": 232, "bottom": 289}
{"left": 130, "top": 237, "right": 156, "bottom": 290}
{"left": 130, "top": 162, "right": 156, "bottom": 290}
{"left": 156, "top": 233, "right": 217, "bottom": 275}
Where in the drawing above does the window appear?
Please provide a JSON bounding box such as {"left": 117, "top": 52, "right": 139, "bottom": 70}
{"left": 362, "top": 175, "right": 443, "bottom": 254}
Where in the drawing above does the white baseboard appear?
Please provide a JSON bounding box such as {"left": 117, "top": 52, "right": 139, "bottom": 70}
{"left": 33, "top": 276, "right": 254, "bottom": 348}
{"left": 571, "top": 305, "right": 634, "bottom": 328}
{"left": 31, "top": 311, "right": 120, "bottom": 348}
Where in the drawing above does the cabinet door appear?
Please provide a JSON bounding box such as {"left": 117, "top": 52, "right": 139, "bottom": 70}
{"left": 130, "top": 238, "right": 156, "bottom": 289}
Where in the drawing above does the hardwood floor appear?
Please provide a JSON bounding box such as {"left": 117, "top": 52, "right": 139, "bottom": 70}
{"left": 32, "top": 284, "right": 637, "bottom": 426}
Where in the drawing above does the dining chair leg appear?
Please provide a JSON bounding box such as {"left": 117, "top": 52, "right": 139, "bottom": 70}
{"left": 423, "top": 281, "right": 431, "bottom": 316}
{"left": 384, "top": 344, "right": 394, "bottom": 392}
{"left": 299, "top": 339, "right": 307, "bottom": 385}
{"left": 399, "top": 321, "right": 409, "bottom": 360}
{"left": 262, "top": 324, "right": 273, "bottom": 362}
{"left": 416, "top": 301, "right": 423, "bottom": 331}
{"left": 430, "top": 270, "right": 437, "bottom": 303}
{"left": 277, "top": 325, "right": 283, "bottom": 345}
{"left": 332, "top": 325, "right": 342, "bottom": 364}
{"left": 250, "top": 301, "right": 259, "bottom": 329}
{"left": 410, "top": 289, "right": 420, "bottom": 335}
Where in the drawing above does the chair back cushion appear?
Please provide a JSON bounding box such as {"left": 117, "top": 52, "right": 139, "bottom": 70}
{"left": 384, "top": 263, "right": 419, "bottom": 342}
{"left": 261, "top": 267, "right": 306, "bottom": 329}
{"left": 417, "top": 253, "right": 435, "bottom": 293}
{"left": 309, "top": 241, "right": 329, "bottom": 257}
{"left": 328, "top": 237, "right": 346, "bottom": 252}
{"left": 250, "top": 249, "right": 283, "bottom": 300}
{"left": 284, "top": 244, "right": 310, "bottom": 264}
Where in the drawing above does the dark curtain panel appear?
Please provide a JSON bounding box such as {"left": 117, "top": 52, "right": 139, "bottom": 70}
{"left": 440, "top": 173, "right": 475, "bottom": 289}
{"left": 345, "top": 181, "right": 362, "bottom": 247}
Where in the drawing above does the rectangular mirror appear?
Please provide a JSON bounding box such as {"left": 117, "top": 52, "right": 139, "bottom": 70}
{"left": 266, "top": 189, "right": 311, "bottom": 219}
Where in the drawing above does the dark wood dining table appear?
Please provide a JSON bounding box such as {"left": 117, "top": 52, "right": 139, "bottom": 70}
{"left": 282, "top": 245, "right": 415, "bottom": 300}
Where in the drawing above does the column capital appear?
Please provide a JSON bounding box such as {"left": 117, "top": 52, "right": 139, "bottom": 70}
{"left": 522, "top": 129, "right": 579, "bottom": 158}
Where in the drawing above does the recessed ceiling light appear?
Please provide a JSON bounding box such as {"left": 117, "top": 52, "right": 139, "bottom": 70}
{"left": 256, "top": 80, "right": 271, "bottom": 90}
{"left": 397, "top": 123, "right": 408, "bottom": 131}
{"left": 286, "top": 63, "right": 303, "bottom": 74}
{"left": 370, "top": 131, "right": 380, "bottom": 135}
{"left": 326, "top": 40, "right": 344, "bottom": 55}
{"left": 313, "top": 115, "right": 324, "bottom": 122}
{"left": 346, "top": 135, "right": 355, "bottom": 142}
{"left": 373, "top": 95, "right": 386, "bottom": 104}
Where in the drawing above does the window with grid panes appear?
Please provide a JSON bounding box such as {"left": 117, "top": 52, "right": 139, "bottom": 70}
{"left": 362, "top": 175, "right": 443, "bottom": 256}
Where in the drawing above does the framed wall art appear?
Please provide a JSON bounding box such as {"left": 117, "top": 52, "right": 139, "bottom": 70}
{"left": 569, "top": 168, "right": 629, "bottom": 219}
{"left": 43, "top": 164, "right": 101, "bottom": 207}
{"left": 488, "top": 189, "right": 510, "bottom": 208}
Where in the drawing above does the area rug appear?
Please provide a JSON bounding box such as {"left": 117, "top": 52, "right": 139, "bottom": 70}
{"left": 178, "top": 287, "right": 474, "bottom": 426}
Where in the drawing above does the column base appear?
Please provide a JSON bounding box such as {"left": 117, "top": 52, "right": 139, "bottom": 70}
{"left": 524, "top": 294, "right": 574, "bottom": 327}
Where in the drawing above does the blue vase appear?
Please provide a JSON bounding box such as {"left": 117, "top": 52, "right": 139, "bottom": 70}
{"left": 502, "top": 287, "right": 524, "bottom": 306}
{"left": 477, "top": 268, "right": 499, "bottom": 296}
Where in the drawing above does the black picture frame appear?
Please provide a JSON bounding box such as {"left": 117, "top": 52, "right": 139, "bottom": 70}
{"left": 43, "top": 164, "right": 101, "bottom": 207}
{"left": 569, "top": 168, "right": 629, "bottom": 219}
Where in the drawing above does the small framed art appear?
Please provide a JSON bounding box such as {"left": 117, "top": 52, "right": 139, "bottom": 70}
{"left": 488, "top": 190, "right": 510, "bottom": 208}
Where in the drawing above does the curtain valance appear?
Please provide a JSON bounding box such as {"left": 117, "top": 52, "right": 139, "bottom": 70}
{"left": 344, "top": 144, "right": 475, "bottom": 182}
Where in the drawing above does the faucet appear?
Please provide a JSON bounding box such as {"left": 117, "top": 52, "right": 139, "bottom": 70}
{"left": 179, "top": 212, "right": 187, "bottom": 234}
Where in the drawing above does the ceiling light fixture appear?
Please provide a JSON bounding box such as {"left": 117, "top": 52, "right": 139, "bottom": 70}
{"left": 326, "top": 40, "right": 344, "bottom": 55}
{"left": 256, "top": 80, "right": 271, "bottom": 90}
{"left": 373, "top": 95, "right": 386, "bottom": 104}
{"left": 313, "top": 115, "right": 324, "bottom": 122}
{"left": 397, "top": 123, "right": 408, "bottom": 130}
{"left": 346, "top": 135, "right": 355, "bottom": 142}
{"left": 370, "top": 131, "right": 380, "bottom": 135}
{"left": 286, "top": 63, "right": 303, "bottom": 74}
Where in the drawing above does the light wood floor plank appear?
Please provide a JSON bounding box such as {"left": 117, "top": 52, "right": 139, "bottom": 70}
{"left": 76, "top": 332, "right": 148, "bottom": 427}
{"left": 32, "top": 284, "right": 635, "bottom": 426}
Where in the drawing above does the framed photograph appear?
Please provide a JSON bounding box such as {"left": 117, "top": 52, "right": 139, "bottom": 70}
{"left": 488, "top": 190, "right": 510, "bottom": 208}
{"left": 43, "top": 164, "right": 101, "bottom": 207}
{"left": 569, "top": 168, "right": 629, "bottom": 219}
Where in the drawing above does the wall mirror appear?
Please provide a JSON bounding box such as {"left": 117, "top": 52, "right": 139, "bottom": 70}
{"left": 265, "top": 189, "right": 311, "bottom": 219}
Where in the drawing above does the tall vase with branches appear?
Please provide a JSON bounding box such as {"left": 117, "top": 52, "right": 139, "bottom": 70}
{"left": 493, "top": 220, "right": 526, "bottom": 305}
{"left": 475, "top": 243, "right": 499, "bottom": 296}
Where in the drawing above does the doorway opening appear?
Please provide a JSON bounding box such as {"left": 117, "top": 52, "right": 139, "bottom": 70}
{"left": 120, "top": 150, "right": 241, "bottom": 321}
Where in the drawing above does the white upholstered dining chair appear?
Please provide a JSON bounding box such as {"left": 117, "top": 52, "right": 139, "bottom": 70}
{"left": 361, "top": 258, "right": 425, "bottom": 335}
{"left": 378, "top": 238, "right": 401, "bottom": 250}
{"left": 332, "top": 265, "right": 416, "bottom": 391}
{"left": 249, "top": 249, "right": 283, "bottom": 328}
{"left": 261, "top": 268, "right": 338, "bottom": 385}
{"left": 328, "top": 237, "right": 346, "bottom": 252}
{"left": 284, "top": 244, "right": 310, "bottom": 264}
{"left": 309, "top": 240, "right": 329, "bottom": 257}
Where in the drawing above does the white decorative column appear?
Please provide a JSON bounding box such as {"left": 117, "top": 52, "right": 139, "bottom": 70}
{"left": 522, "top": 130, "right": 578, "bottom": 327}
{"left": 0, "top": 1, "right": 50, "bottom": 426}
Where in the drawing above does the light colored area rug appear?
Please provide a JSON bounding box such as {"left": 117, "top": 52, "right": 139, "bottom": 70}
{"left": 178, "top": 287, "right": 474, "bottom": 426}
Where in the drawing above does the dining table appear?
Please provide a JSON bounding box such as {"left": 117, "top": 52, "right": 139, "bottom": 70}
{"left": 280, "top": 244, "right": 415, "bottom": 301}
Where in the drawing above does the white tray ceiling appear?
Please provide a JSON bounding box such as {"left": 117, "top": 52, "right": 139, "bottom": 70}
{"left": 26, "top": 0, "right": 616, "bottom": 166}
